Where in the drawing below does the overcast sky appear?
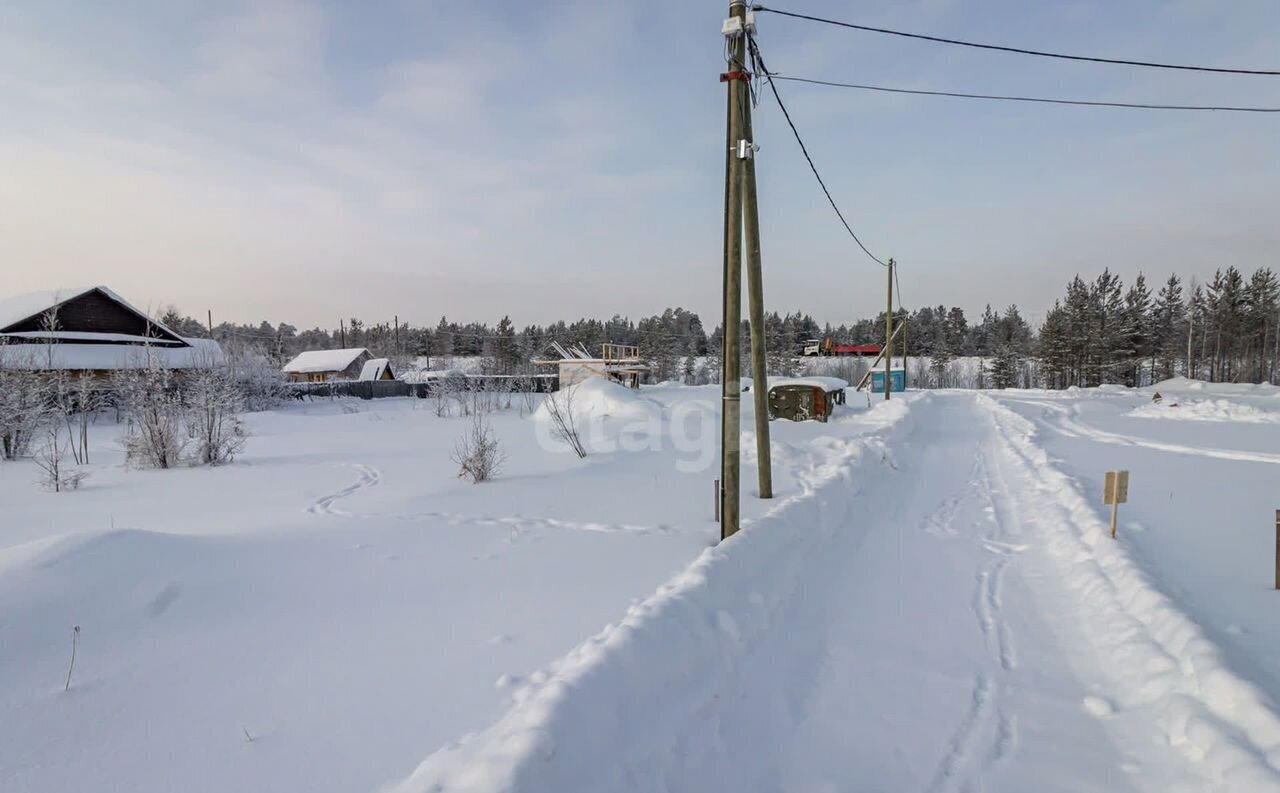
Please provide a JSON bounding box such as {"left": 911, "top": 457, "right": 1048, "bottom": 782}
{"left": 2, "top": 1, "right": 1277, "bottom": 329}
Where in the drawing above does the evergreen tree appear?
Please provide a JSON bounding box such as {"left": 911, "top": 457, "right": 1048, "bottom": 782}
{"left": 989, "top": 342, "right": 1018, "bottom": 389}
{"left": 1038, "top": 302, "right": 1070, "bottom": 389}
{"left": 1151, "top": 274, "right": 1184, "bottom": 381}
{"left": 1187, "top": 280, "right": 1207, "bottom": 379}
{"left": 493, "top": 316, "right": 517, "bottom": 374}
{"left": 1119, "top": 273, "right": 1152, "bottom": 386}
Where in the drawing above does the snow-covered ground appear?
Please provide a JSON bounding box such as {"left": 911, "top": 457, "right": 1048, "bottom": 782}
{"left": 6, "top": 378, "right": 1280, "bottom": 792}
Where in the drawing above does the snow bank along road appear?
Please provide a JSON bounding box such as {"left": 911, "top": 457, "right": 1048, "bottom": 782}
{"left": 396, "top": 392, "right": 1280, "bottom": 793}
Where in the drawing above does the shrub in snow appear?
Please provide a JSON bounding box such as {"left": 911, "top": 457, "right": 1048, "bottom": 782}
{"left": 226, "top": 349, "right": 291, "bottom": 412}
{"left": 542, "top": 387, "right": 587, "bottom": 458}
{"left": 113, "top": 364, "right": 188, "bottom": 469}
{"left": 515, "top": 373, "right": 540, "bottom": 417}
{"left": 34, "top": 426, "right": 87, "bottom": 492}
{"left": 433, "top": 373, "right": 465, "bottom": 417}
{"left": 467, "top": 380, "right": 497, "bottom": 416}
{"left": 452, "top": 413, "right": 506, "bottom": 483}
{"left": 0, "top": 349, "right": 50, "bottom": 460}
{"left": 186, "top": 365, "right": 247, "bottom": 465}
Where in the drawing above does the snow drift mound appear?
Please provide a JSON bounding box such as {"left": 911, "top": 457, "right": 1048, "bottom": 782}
{"left": 1146, "top": 376, "right": 1280, "bottom": 397}
{"left": 1130, "top": 398, "right": 1280, "bottom": 424}
{"left": 386, "top": 399, "right": 916, "bottom": 793}
{"left": 533, "top": 378, "right": 661, "bottom": 424}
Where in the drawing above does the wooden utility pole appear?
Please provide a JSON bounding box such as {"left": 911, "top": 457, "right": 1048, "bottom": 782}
{"left": 206, "top": 309, "right": 213, "bottom": 337}
{"left": 394, "top": 315, "right": 400, "bottom": 360}
{"left": 719, "top": 0, "right": 748, "bottom": 538}
{"left": 340, "top": 319, "right": 346, "bottom": 348}
{"left": 884, "top": 258, "right": 894, "bottom": 400}
{"left": 902, "top": 315, "right": 909, "bottom": 390}
{"left": 740, "top": 37, "right": 773, "bottom": 501}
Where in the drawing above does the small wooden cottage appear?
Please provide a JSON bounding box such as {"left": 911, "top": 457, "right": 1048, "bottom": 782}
{"left": 282, "top": 348, "right": 374, "bottom": 383}
{"left": 0, "top": 286, "right": 223, "bottom": 376}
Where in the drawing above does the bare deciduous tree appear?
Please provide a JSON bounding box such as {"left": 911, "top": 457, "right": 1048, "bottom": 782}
{"left": 542, "top": 386, "right": 587, "bottom": 458}
{"left": 432, "top": 372, "right": 466, "bottom": 417}
{"left": 34, "top": 426, "right": 87, "bottom": 492}
{"left": 515, "top": 373, "right": 539, "bottom": 417}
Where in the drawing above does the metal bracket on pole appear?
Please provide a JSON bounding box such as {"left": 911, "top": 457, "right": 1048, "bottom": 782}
{"left": 735, "top": 140, "right": 758, "bottom": 160}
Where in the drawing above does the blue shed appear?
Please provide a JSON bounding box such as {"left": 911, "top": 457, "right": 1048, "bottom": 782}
{"left": 870, "top": 368, "right": 906, "bottom": 393}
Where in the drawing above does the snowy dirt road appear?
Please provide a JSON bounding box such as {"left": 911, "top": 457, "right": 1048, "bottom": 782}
{"left": 398, "top": 392, "right": 1280, "bottom": 793}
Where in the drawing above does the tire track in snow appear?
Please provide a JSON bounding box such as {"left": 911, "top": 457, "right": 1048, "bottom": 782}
{"left": 344, "top": 509, "right": 670, "bottom": 537}
{"left": 921, "top": 446, "right": 1020, "bottom": 793}
{"left": 975, "top": 438, "right": 1029, "bottom": 775}
{"left": 980, "top": 394, "right": 1280, "bottom": 790}
{"left": 977, "top": 452, "right": 1019, "bottom": 677}
{"left": 1001, "top": 396, "right": 1280, "bottom": 466}
{"left": 308, "top": 463, "right": 381, "bottom": 516}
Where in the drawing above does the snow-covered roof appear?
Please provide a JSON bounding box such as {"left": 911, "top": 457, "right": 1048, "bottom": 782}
{"left": 768, "top": 376, "right": 850, "bottom": 392}
{"left": 283, "top": 348, "right": 369, "bottom": 374}
{"left": 358, "top": 358, "right": 392, "bottom": 381}
{"left": 0, "top": 330, "right": 186, "bottom": 345}
{"left": 0, "top": 338, "right": 223, "bottom": 371}
{"left": 0, "top": 286, "right": 183, "bottom": 341}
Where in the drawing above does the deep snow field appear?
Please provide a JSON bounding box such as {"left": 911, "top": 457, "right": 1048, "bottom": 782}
{"left": 5, "top": 378, "right": 1280, "bottom": 792}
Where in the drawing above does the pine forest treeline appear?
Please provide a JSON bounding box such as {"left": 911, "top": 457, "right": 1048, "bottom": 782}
{"left": 161, "top": 265, "right": 1280, "bottom": 389}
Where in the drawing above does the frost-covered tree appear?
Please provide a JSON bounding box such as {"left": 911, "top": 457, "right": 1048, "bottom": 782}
{"left": 186, "top": 364, "right": 246, "bottom": 465}
{"left": 113, "top": 362, "right": 187, "bottom": 469}
{"left": 0, "top": 355, "right": 48, "bottom": 460}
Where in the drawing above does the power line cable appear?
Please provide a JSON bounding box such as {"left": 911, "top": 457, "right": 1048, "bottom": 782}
{"left": 748, "top": 36, "right": 889, "bottom": 268}
{"left": 771, "top": 75, "right": 1280, "bottom": 113}
{"left": 893, "top": 260, "right": 905, "bottom": 314}
{"left": 754, "top": 6, "right": 1280, "bottom": 76}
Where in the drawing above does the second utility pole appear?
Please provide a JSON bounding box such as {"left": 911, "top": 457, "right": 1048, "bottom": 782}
{"left": 740, "top": 41, "right": 773, "bottom": 501}
{"left": 719, "top": 0, "right": 747, "bottom": 539}
{"left": 885, "top": 258, "right": 894, "bottom": 400}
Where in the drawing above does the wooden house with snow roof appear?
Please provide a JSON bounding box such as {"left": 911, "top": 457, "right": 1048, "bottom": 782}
{"left": 0, "top": 286, "right": 223, "bottom": 377}
{"left": 282, "top": 348, "right": 376, "bottom": 383}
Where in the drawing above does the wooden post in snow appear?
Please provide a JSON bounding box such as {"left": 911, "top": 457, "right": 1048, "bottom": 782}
{"left": 1104, "top": 470, "right": 1129, "bottom": 539}
{"left": 1274, "top": 509, "right": 1279, "bottom": 590}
